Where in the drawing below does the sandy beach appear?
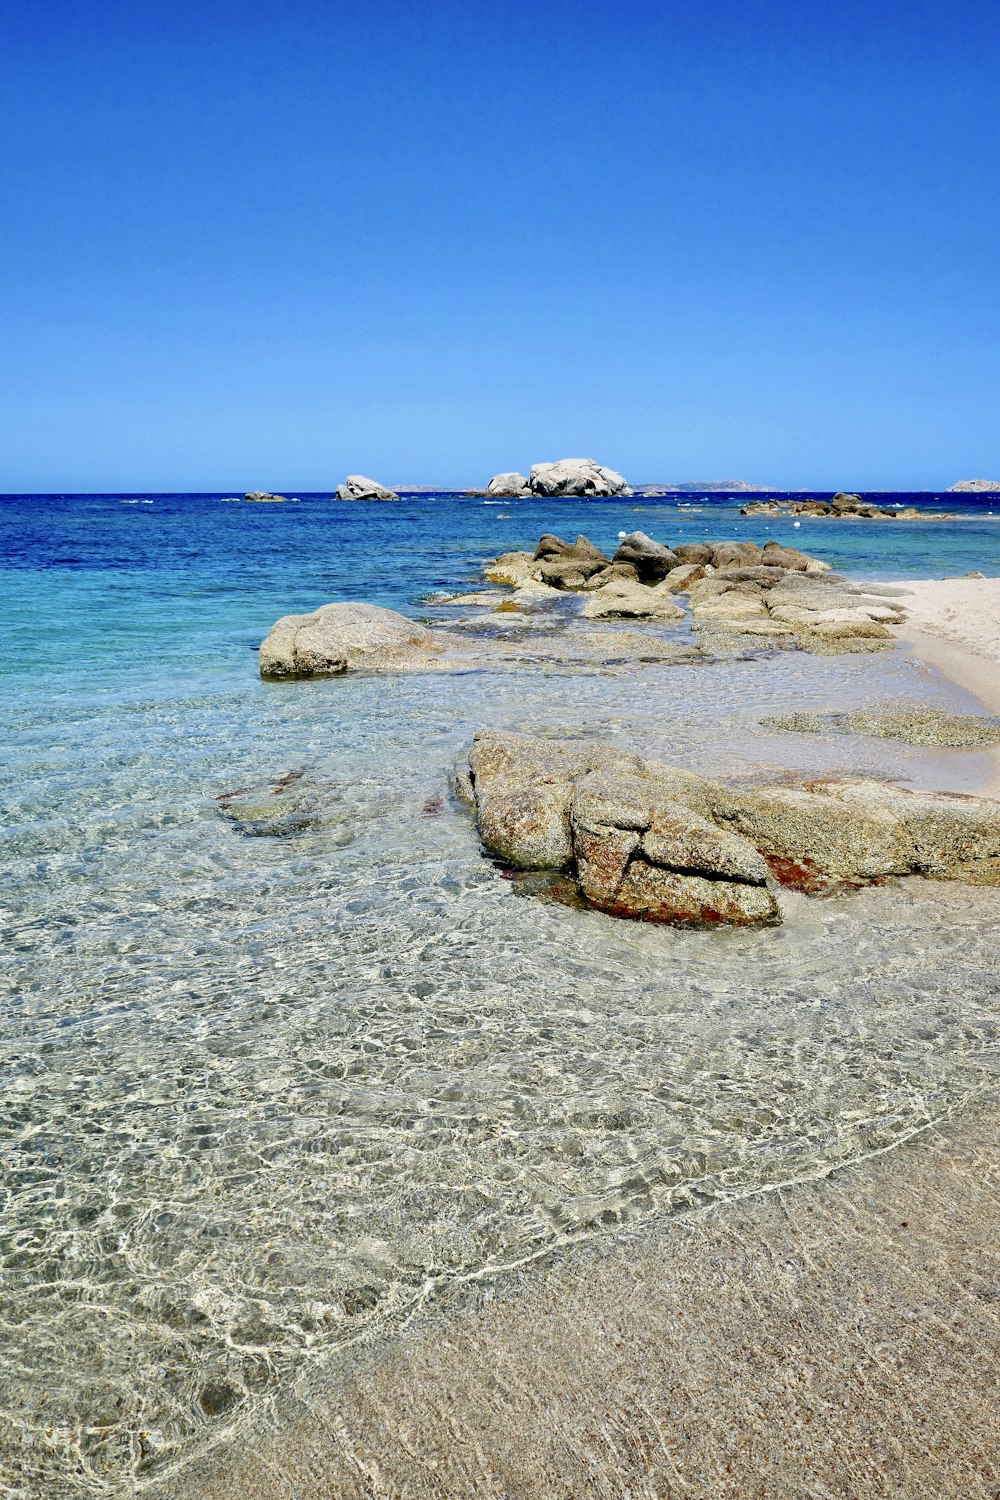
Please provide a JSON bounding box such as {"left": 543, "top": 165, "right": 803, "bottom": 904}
{"left": 893, "top": 577, "right": 1000, "bottom": 713}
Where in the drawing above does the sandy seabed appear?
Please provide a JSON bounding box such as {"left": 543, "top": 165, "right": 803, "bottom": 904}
{"left": 178, "top": 1101, "right": 1000, "bottom": 1500}
{"left": 176, "top": 587, "right": 1000, "bottom": 1500}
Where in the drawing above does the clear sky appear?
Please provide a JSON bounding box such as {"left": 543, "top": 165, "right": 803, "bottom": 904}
{"left": 1, "top": 0, "right": 998, "bottom": 492}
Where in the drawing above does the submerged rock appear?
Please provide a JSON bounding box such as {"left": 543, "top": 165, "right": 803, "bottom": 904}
{"left": 217, "top": 769, "right": 318, "bottom": 835}
{"left": 464, "top": 730, "right": 1000, "bottom": 924}
{"left": 259, "top": 603, "right": 445, "bottom": 678}
{"left": 334, "top": 475, "right": 399, "bottom": 502}
{"left": 765, "top": 706, "right": 1000, "bottom": 748}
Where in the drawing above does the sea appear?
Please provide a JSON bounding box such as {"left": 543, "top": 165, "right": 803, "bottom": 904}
{"left": 2, "top": 490, "right": 999, "bottom": 1496}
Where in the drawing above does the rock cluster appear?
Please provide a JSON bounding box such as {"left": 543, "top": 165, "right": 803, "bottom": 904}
{"left": 464, "top": 730, "right": 1000, "bottom": 926}
{"left": 473, "top": 531, "right": 895, "bottom": 649}
{"left": 684, "top": 567, "right": 905, "bottom": 652}
{"left": 244, "top": 492, "right": 288, "bottom": 503}
{"left": 484, "top": 460, "right": 632, "bottom": 498}
{"left": 741, "top": 494, "right": 959, "bottom": 521}
{"left": 947, "top": 480, "right": 1000, "bottom": 492}
{"left": 259, "top": 603, "right": 448, "bottom": 678}
{"left": 335, "top": 475, "right": 400, "bottom": 502}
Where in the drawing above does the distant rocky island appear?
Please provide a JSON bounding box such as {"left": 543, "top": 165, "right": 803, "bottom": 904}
{"left": 637, "top": 480, "right": 773, "bottom": 494}
{"left": 947, "top": 479, "right": 1000, "bottom": 492}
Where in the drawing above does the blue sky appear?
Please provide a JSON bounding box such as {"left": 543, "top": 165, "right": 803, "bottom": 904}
{"left": 1, "top": 0, "right": 998, "bottom": 491}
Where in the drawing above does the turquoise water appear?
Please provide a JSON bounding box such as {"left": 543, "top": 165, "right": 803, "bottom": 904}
{"left": 2, "top": 492, "right": 1000, "bottom": 1496}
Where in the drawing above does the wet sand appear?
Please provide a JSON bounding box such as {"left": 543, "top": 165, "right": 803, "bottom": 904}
{"left": 893, "top": 577, "right": 1000, "bottom": 792}
{"left": 893, "top": 577, "right": 1000, "bottom": 712}
{"left": 191, "top": 1104, "right": 1000, "bottom": 1500}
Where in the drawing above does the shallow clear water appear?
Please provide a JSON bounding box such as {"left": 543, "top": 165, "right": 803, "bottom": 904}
{"left": 2, "top": 492, "right": 999, "bottom": 1495}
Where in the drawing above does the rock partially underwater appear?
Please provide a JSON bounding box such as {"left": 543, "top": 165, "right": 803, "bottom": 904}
{"left": 259, "top": 603, "right": 449, "bottom": 679}
{"left": 258, "top": 532, "right": 911, "bottom": 681}
{"left": 765, "top": 706, "right": 1000, "bottom": 749}
{"left": 464, "top": 730, "right": 1000, "bottom": 925}
{"left": 484, "top": 459, "right": 632, "bottom": 498}
{"left": 469, "top": 531, "right": 901, "bottom": 653}
{"left": 334, "top": 475, "right": 400, "bottom": 502}
{"left": 742, "top": 494, "right": 961, "bottom": 521}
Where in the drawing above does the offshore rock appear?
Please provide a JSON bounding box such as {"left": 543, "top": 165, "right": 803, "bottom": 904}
{"left": 947, "top": 479, "right": 1000, "bottom": 492}
{"left": 486, "top": 472, "right": 531, "bottom": 497}
{"left": 335, "top": 475, "right": 400, "bottom": 502}
{"left": 742, "top": 495, "right": 961, "bottom": 521}
{"left": 244, "top": 491, "right": 288, "bottom": 503}
{"left": 528, "top": 459, "right": 632, "bottom": 497}
{"left": 259, "top": 603, "right": 444, "bottom": 678}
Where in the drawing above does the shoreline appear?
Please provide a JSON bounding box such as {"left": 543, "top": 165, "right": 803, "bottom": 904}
{"left": 891, "top": 577, "right": 1000, "bottom": 792}
{"left": 190, "top": 1098, "right": 1000, "bottom": 1500}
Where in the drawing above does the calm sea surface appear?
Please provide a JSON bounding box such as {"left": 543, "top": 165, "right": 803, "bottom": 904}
{"left": 2, "top": 491, "right": 1000, "bottom": 1495}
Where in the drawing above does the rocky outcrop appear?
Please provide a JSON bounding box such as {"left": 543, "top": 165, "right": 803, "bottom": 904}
{"left": 335, "top": 475, "right": 400, "bottom": 502}
{"left": 947, "top": 480, "right": 1000, "bottom": 492}
{"left": 467, "top": 732, "right": 778, "bottom": 926}
{"left": 465, "top": 730, "right": 1000, "bottom": 924}
{"left": 686, "top": 568, "right": 906, "bottom": 653}
{"left": 259, "top": 603, "right": 446, "bottom": 678}
{"left": 244, "top": 492, "right": 288, "bottom": 503}
{"left": 486, "top": 472, "right": 531, "bottom": 497}
{"left": 741, "top": 494, "right": 960, "bottom": 521}
{"left": 580, "top": 580, "right": 685, "bottom": 621}
{"left": 469, "top": 532, "right": 897, "bottom": 653}
{"left": 484, "top": 460, "right": 632, "bottom": 497}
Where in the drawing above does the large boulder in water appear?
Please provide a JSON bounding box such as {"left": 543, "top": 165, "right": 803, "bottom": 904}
{"left": 464, "top": 730, "right": 1000, "bottom": 923}
{"left": 467, "top": 731, "right": 778, "bottom": 926}
{"left": 528, "top": 459, "right": 632, "bottom": 497}
{"left": 335, "top": 475, "right": 399, "bottom": 501}
{"left": 259, "top": 603, "right": 444, "bottom": 678}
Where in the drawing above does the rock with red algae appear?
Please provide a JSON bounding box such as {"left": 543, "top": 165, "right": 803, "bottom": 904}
{"left": 464, "top": 731, "right": 1000, "bottom": 926}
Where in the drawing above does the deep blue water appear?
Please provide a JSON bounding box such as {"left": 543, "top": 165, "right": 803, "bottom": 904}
{"left": 2, "top": 490, "right": 1000, "bottom": 1497}
{"left": 2, "top": 489, "right": 998, "bottom": 690}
